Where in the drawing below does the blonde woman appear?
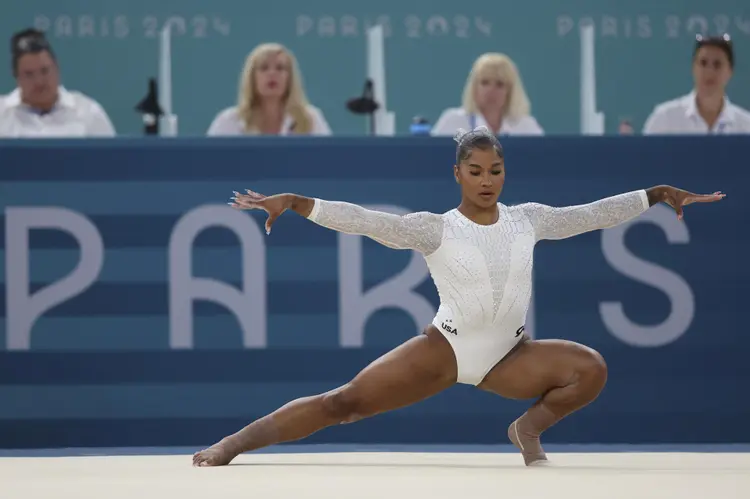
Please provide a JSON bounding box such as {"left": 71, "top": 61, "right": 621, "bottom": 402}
{"left": 431, "top": 53, "right": 543, "bottom": 136}
{"left": 207, "top": 43, "right": 331, "bottom": 136}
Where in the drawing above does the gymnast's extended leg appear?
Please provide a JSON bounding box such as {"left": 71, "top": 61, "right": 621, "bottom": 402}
{"left": 193, "top": 326, "right": 457, "bottom": 466}
{"left": 477, "top": 338, "right": 608, "bottom": 466}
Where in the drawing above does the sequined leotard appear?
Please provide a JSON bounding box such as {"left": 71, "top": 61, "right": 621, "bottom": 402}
{"left": 306, "top": 190, "right": 650, "bottom": 384}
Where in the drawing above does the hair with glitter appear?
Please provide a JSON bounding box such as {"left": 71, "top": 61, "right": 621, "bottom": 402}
{"left": 453, "top": 126, "right": 504, "bottom": 164}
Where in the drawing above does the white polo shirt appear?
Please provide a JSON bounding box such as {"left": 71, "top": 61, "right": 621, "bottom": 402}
{"left": 643, "top": 91, "right": 750, "bottom": 135}
{"left": 207, "top": 104, "right": 332, "bottom": 136}
{"left": 0, "top": 86, "right": 116, "bottom": 138}
{"left": 430, "top": 107, "right": 544, "bottom": 136}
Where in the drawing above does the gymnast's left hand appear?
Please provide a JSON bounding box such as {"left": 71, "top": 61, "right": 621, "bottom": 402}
{"left": 230, "top": 189, "right": 293, "bottom": 234}
{"left": 647, "top": 185, "right": 726, "bottom": 221}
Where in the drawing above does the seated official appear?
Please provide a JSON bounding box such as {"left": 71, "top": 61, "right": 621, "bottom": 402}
{"left": 431, "top": 52, "right": 543, "bottom": 136}
{"left": 643, "top": 34, "right": 750, "bottom": 134}
{"left": 0, "top": 28, "right": 115, "bottom": 138}
{"left": 208, "top": 42, "right": 331, "bottom": 136}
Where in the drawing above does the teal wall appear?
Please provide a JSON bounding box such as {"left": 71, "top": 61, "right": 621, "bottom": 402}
{"left": 2, "top": 0, "right": 747, "bottom": 136}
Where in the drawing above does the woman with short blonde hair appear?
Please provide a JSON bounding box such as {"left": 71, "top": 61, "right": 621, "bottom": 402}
{"left": 207, "top": 43, "right": 331, "bottom": 136}
{"left": 432, "top": 52, "right": 543, "bottom": 136}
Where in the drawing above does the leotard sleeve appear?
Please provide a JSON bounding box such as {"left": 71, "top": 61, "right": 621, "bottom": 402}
{"left": 518, "top": 189, "right": 650, "bottom": 241}
{"left": 305, "top": 198, "right": 443, "bottom": 255}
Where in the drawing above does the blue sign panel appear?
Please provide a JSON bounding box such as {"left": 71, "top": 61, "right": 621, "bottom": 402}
{"left": 0, "top": 136, "right": 746, "bottom": 448}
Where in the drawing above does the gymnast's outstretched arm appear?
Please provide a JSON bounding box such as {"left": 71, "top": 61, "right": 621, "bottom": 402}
{"left": 518, "top": 185, "right": 725, "bottom": 242}
{"left": 230, "top": 190, "right": 444, "bottom": 255}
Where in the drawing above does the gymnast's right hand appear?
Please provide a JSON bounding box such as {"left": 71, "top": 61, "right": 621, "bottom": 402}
{"left": 230, "top": 189, "right": 292, "bottom": 235}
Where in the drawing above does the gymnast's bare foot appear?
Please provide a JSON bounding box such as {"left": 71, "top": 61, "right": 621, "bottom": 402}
{"left": 508, "top": 418, "right": 549, "bottom": 466}
{"left": 192, "top": 439, "right": 239, "bottom": 467}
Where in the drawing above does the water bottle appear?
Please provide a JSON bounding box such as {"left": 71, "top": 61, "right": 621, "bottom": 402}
{"left": 409, "top": 116, "right": 431, "bottom": 135}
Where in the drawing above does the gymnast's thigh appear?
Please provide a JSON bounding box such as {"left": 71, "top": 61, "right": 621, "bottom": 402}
{"left": 477, "top": 339, "right": 601, "bottom": 399}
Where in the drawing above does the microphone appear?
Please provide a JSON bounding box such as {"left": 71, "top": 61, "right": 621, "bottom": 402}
{"left": 346, "top": 79, "right": 380, "bottom": 135}
{"left": 135, "top": 78, "right": 164, "bottom": 136}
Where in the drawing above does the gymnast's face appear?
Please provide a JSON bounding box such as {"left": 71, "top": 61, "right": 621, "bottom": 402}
{"left": 454, "top": 146, "right": 505, "bottom": 208}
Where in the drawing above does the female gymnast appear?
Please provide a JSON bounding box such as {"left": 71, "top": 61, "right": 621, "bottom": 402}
{"left": 193, "top": 126, "right": 724, "bottom": 467}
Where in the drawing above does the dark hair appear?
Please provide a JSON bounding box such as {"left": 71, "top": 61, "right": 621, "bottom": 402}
{"left": 10, "top": 28, "right": 56, "bottom": 76}
{"left": 454, "top": 126, "right": 504, "bottom": 164}
{"left": 693, "top": 34, "right": 734, "bottom": 68}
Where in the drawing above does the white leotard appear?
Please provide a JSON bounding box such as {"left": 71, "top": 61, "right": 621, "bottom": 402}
{"left": 306, "top": 190, "right": 651, "bottom": 384}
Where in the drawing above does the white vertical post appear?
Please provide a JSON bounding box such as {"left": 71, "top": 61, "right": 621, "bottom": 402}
{"left": 579, "top": 22, "right": 604, "bottom": 135}
{"left": 366, "top": 24, "right": 395, "bottom": 135}
{"left": 159, "top": 23, "right": 178, "bottom": 136}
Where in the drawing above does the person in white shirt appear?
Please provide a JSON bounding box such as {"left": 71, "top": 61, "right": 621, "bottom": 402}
{"left": 0, "top": 29, "right": 115, "bottom": 138}
{"left": 207, "top": 43, "right": 331, "bottom": 136}
{"left": 643, "top": 34, "right": 750, "bottom": 135}
{"left": 431, "top": 52, "right": 544, "bottom": 136}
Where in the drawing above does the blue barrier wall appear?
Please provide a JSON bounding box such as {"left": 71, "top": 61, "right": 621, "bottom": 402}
{"left": 0, "top": 136, "right": 747, "bottom": 449}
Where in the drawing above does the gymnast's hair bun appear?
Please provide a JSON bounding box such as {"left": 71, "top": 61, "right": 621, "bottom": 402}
{"left": 453, "top": 125, "right": 495, "bottom": 144}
